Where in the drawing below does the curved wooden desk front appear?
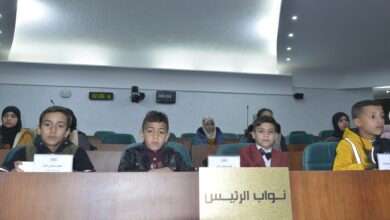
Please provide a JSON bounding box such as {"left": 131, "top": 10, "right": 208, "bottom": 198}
{"left": 0, "top": 171, "right": 389, "bottom": 219}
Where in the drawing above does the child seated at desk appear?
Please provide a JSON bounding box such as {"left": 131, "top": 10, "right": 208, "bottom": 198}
{"left": 333, "top": 100, "right": 390, "bottom": 170}
{"left": 0, "top": 106, "right": 95, "bottom": 172}
{"left": 239, "top": 116, "right": 288, "bottom": 168}
{"left": 118, "top": 110, "right": 193, "bottom": 172}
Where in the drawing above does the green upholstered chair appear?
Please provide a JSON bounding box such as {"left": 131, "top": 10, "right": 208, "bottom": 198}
{"left": 122, "top": 142, "right": 192, "bottom": 167}
{"left": 286, "top": 133, "right": 318, "bottom": 145}
{"left": 101, "top": 133, "right": 136, "bottom": 144}
{"left": 239, "top": 136, "right": 250, "bottom": 143}
{"left": 180, "top": 133, "right": 196, "bottom": 138}
{"left": 222, "top": 133, "right": 239, "bottom": 140}
{"left": 215, "top": 143, "right": 250, "bottom": 156}
{"left": 4, "top": 147, "right": 23, "bottom": 163}
{"left": 319, "top": 130, "right": 334, "bottom": 139}
{"left": 302, "top": 142, "right": 338, "bottom": 170}
{"left": 93, "top": 131, "right": 115, "bottom": 139}
{"left": 289, "top": 131, "right": 307, "bottom": 135}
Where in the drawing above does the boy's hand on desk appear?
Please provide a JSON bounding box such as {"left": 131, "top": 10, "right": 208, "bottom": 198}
{"left": 12, "top": 161, "right": 25, "bottom": 172}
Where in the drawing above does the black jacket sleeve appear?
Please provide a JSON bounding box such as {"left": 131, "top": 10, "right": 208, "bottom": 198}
{"left": 73, "top": 148, "right": 95, "bottom": 172}
{"left": 0, "top": 147, "right": 27, "bottom": 172}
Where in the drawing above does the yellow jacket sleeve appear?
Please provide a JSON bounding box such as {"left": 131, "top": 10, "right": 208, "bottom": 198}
{"left": 333, "top": 140, "right": 365, "bottom": 170}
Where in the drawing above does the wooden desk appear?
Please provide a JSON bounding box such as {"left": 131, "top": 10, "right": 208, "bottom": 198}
{"left": 288, "top": 151, "right": 303, "bottom": 170}
{"left": 0, "top": 172, "right": 199, "bottom": 220}
{"left": 290, "top": 171, "right": 390, "bottom": 220}
{"left": 87, "top": 136, "right": 102, "bottom": 147}
{"left": 86, "top": 151, "right": 122, "bottom": 172}
{"left": 0, "top": 171, "right": 389, "bottom": 219}
{"left": 97, "top": 144, "right": 127, "bottom": 151}
{"left": 288, "top": 144, "right": 308, "bottom": 151}
{"left": 175, "top": 137, "right": 192, "bottom": 152}
{"left": 191, "top": 144, "right": 219, "bottom": 167}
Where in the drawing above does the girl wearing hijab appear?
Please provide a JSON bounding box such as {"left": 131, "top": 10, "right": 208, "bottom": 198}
{"left": 326, "top": 112, "right": 350, "bottom": 141}
{"left": 193, "top": 117, "right": 224, "bottom": 145}
{"left": 0, "top": 106, "right": 35, "bottom": 149}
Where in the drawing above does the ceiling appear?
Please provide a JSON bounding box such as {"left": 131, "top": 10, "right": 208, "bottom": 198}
{"left": 278, "top": 0, "right": 390, "bottom": 76}
{"left": 1, "top": 0, "right": 282, "bottom": 75}
{"left": 1, "top": 0, "right": 389, "bottom": 79}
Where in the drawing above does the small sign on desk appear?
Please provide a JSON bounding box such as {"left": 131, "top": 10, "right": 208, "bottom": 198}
{"left": 377, "top": 154, "right": 390, "bottom": 170}
{"left": 33, "top": 154, "right": 73, "bottom": 172}
{"left": 199, "top": 167, "right": 292, "bottom": 220}
{"left": 208, "top": 156, "right": 240, "bottom": 168}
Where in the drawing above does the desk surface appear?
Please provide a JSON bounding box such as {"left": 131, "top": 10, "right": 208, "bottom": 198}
{"left": 0, "top": 171, "right": 389, "bottom": 220}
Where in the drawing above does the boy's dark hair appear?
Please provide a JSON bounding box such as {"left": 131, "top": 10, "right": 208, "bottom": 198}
{"left": 256, "top": 108, "right": 273, "bottom": 118}
{"left": 39, "top": 106, "right": 72, "bottom": 129}
{"left": 252, "top": 116, "right": 277, "bottom": 131}
{"left": 142, "top": 111, "right": 169, "bottom": 131}
{"left": 351, "top": 100, "right": 382, "bottom": 119}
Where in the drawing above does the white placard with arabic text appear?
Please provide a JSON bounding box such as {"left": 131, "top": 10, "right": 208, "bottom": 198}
{"left": 377, "top": 154, "right": 390, "bottom": 170}
{"left": 208, "top": 156, "right": 240, "bottom": 168}
{"left": 33, "top": 154, "right": 73, "bottom": 172}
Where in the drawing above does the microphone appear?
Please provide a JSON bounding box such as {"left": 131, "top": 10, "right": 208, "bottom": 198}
{"left": 246, "top": 105, "right": 249, "bottom": 128}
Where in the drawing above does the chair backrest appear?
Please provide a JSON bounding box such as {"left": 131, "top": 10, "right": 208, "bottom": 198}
{"left": 239, "top": 136, "right": 249, "bottom": 143}
{"left": 168, "top": 133, "right": 177, "bottom": 141}
{"left": 222, "top": 133, "right": 239, "bottom": 140}
{"left": 166, "top": 142, "right": 192, "bottom": 167}
{"left": 123, "top": 142, "right": 192, "bottom": 167}
{"left": 93, "top": 131, "right": 115, "bottom": 139}
{"left": 286, "top": 133, "right": 318, "bottom": 145}
{"left": 302, "top": 142, "right": 338, "bottom": 170}
{"left": 4, "top": 147, "right": 23, "bottom": 163}
{"left": 101, "top": 133, "right": 136, "bottom": 144}
{"left": 289, "top": 131, "right": 307, "bottom": 135}
{"left": 216, "top": 143, "right": 250, "bottom": 156}
{"left": 319, "top": 130, "right": 334, "bottom": 139}
{"left": 181, "top": 133, "right": 196, "bottom": 138}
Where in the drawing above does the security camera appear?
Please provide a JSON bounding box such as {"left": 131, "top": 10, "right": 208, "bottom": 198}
{"left": 131, "top": 86, "right": 145, "bottom": 103}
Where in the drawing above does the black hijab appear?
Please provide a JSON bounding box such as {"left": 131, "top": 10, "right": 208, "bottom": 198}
{"left": 332, "top": 112, "right": 349, "bottom": 139}
{"left": 1, "top": 106, "right": 22, "bottom": 148}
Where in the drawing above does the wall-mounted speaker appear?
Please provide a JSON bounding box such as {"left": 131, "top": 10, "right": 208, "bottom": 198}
{"left": 293, "top": 93, "right": 304, "bottom": 100}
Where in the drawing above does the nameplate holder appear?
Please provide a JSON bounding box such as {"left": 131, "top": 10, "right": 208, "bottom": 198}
{"left": 208, "top": 156, "right": 240, "bottom": 168}
{"left": 33, "top": 154, "right": 73, "bottom": 172}
{"left": 199, "top": 167, "right": 292, "bottom": 220}
{"left": 377, "top": 154, "right": 390, "bottom": 170}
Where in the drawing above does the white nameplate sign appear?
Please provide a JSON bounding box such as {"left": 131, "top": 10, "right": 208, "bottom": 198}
{"left": 377, "top": 154, "right": 390, "bottom": 170}
{"left": 208, "top": 156, "right": 240, "bottom": 168}
{"left": 33, "top": 154, "right": 73, "bottom": 172}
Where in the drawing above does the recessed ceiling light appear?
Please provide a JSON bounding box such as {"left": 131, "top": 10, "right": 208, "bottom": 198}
{"left": 286, "top": 47, "right": 292, "bottom": 51}
{"left": 288, "top": 33, "right": 294, "bottom": 38}
{"left": 286, "top": 58, "right": 291, "bottom": 61}
{"left": 386, "top": 90, "right": 390, "bottom": 94}
{"left": 0, "top": 30, "right": 2, "bottom": 34}
{"left": 292, "top": 15, "right": 298, "bottom": 21}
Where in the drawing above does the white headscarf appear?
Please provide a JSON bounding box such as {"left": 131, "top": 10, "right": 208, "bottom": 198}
{"left": 202, "top": 117, "right": 216, "bottom": 139}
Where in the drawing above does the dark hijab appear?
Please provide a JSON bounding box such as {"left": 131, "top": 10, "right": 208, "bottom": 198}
{"left": 332, "top": 112, "right": 349, "bottom": 139}
{"left": 66, "top": 108, "right": 77, "bottom": 132}
{"left": 1, "top": 106, "right": 22, "bottom": 148}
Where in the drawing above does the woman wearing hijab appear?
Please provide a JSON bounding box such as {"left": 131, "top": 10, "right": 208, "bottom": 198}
{"left": 193, "top": 117, "right": 224, "bottom": 145}
{"left": 326, "top": 112, "right": 350, "bottom": 141}
{"left": 0, "top": 106, "right": 35, "bottom": 149}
